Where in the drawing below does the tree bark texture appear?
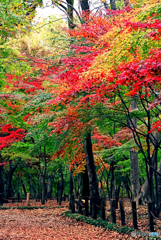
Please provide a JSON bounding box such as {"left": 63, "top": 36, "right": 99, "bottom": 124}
{"left": 47, "top": 174, "right": 52, "bottom": 198}
{"left": 157, "top": 161, "right": 161, "bottom": 213}
{"left": 83, "top": 166, "right": 90, "bottom": 198}
{"left": 19, "top": 176, "right": 27, "bottom": 198}
{"left": 41, "top": 146, "right": 46, "bottom": 205}
{"left": 130, "top": 149, "right": 140, "bottom": 201}
{"left": 6, "top": 159, "right": 20, "bottom": 199}
{"left": 66, "top": 0, "right": 74, "bottom": 29}
{"left": 110, "top": 161, "right": 115, "bottom": 200}
{"left": 130, "top": 99, "right": 140, "bottom": 202}
{"left": 80, "top": 0, "right": 89, "bottom": 12}
{"left": 84, "top": 132, "right": 100, "bottom": 205}
{"left": 0, "top": 153, "right": 4, "bottom": 205}
{"left": 110, "top": 0, "right": 116, "bottom": 10}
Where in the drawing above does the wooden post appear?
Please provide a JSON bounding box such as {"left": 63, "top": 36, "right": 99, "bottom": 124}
{"left": 111, "top": 199, "right": 116, "bottom": 223}
{"left": 78, "top": 195, "right": 82, "bottom": 214}
{"left": 85, "top": 196, "right": 88, "bottom": 216}
{"left": 26, "top": 193, "right": 30, "bottom": 206}
{"left": 148, "top": 202, "right": 154, "bottom": 232}
{"left": 119, "top": 200, "right": 125, "bottom": 226}
{"left": 71, "top": 194, "right": 75, "bottom": 213}
{"left": 132, "top": 201, "right": 137, "bottom": 229}
{"left": 101, "top": 198, "right": 105, "bottom": 220}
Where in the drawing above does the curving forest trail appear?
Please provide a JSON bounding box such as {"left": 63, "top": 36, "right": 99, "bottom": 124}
{"left": 0, "top": 207, "right": 142, "bottom": 240}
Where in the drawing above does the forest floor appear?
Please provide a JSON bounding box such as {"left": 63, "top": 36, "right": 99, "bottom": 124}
{"left": 0, "top": 199, "right": 160, "bottom": 240}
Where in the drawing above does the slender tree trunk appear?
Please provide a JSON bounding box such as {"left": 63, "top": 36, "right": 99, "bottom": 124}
{"left": 69, "top": 170, "right": 73, "bottom": 209}
{"left": 69, "top": 170, "right": 73, "bottom": 195}
{"left": 47, "top": 174, "right": 52, "bottom": 198}
{"left": 19, "top": 176, "right": 27, "bottom": 198}
{"left": 84, "top": 132, "right": 100, "bottom": 207}
{"left": 0, "top": 153, "right": 4, "bottom": 205}
{"left": 41, "top": 146, "right": 46, "bottom": 205}
{"left": 130, "top": 100, "right": 140, "bottom": 202}
{"left": 77, "top": 173, "right": 82, "bottom": 195}
{"left": 130, "top": 149, "right": 140, "bottom": 201}
{"left": 110, "top": 0, "right": 116, "bottom": 10}
{"left": 110, "top": 161, "right": 115, "bottom": 199}
{"left": 121, "top": 175, "right": 131, "bottom": 198}
{"left": 148, "top": 160, "right": 155, "bottom": 213}
{"left": 153, "top": 146, "right": 159, "bottom": 214}
{"left": 37, "top": 174, "right": 41, "bottom": 199}
{"left": 83, "top": 166, "right": 90, "bottom": 198}
{"left": 29, "top": 175, "right": 34, "bottom": 198}
{"left": 67, "top": 0, "right": 74, "bottom": 29}
{"left": 6, "top": 159, "right": 20, "bottom": 199}
{"left": 80, "top": 0, "right": 90, "bottom": 23}
{"left": 152, "top": 132, "right": 159, "bottom": 214}
{"left": 59, "top": 167, "right": 64, "bottom": 200}
{"left": 80, "top": 0, "right": 89, "bottom": 12}
{"left": 42, "top": 174, "right": 46, "bottom": 204}
{"left": 137, "top": 159, "right": 161, "bottom": 209}
{"left": 106, "top": 168, "right": 111, "bottom": 200}
{"left": 146, "top": 110, "right": 155, "bottom": 213}
{"left": 157, "top": 161, "right": 161, "bottom": 214}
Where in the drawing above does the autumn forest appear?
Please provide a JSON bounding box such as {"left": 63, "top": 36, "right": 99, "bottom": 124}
{"left": 0, "top": 0, "right": 161, "bottom": 239}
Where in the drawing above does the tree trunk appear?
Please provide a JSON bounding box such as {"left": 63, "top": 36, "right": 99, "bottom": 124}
{"left": 0, "top": 153, "right": 4, "bottom": 205}
{"left": 29, "top": 175, "right": 35, "bottom": 198}
{"left": 47, "top": 174, "right": 52, "bottom": 198}
{"left": 69, "top": 170, "right": 73, "bottom": 195}
{"left": 77, "top": 173, "right": 82, "bottom": 196}
{"left": 82, "top": 166, "right": 90, "bottom": 198}
{"left": 69, "top": 170, "right": 73, "bottom": 209}
{"left": 106, "top": 169, "right": 111, "bottom": 200}
{"left": 80, "top": 0, "right": 89, "bottom": 12}
{"left": 130, "top": 149, "right": 140, "bottom": 201}
{"left": 130, "top": 100, "right": 140, "bottom": 202}
{"left": 122, "top": 175, "right": 131, "bottom": 198}
{"left": 110, "top": 0, "right": 116, "bottom": 10}
{"left": 80, "top": 0, "right": 90, "bottom": 23}
{"left": 19, "top": 176, "right": 27, "bottom": 198}
{"left": 59, "top": 167, "right": 64, "bottom": 200}
{"left": 84, "top": 132, "right": 100, "bottom": 208}
{"left": 37, "top": 174, "right": 41, "bottom": 200}
{"left": 137, "top": 159, "right": 161, "bottom": 206}
{"left": 6, "top": 159, "right": 20, "bottom": 199}
{"left": 110, "top": 161, "right": 115, "bottom": 199}
{"left": 41, "top": 146, "right": 46, "bottom": 205}
{"left": 42, "top": 174, "right": 46, "bottom": 204}
{"left": 157, "top": 161, "right": 161, "bottom": 214}
{"left": 67, "top": 0, "right": 74, "bottom": 29}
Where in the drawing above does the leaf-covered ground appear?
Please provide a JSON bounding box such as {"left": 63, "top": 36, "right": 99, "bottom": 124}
{"left": 0, "top": 200, "right": 146, "bottom": 240}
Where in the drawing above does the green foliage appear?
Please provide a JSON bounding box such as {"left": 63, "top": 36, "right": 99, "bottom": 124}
{"left": 62, "top": 211, "right": 134, "bottom": 233}
{"left": 137, "top": 3, "right": 161, "bottom": 20}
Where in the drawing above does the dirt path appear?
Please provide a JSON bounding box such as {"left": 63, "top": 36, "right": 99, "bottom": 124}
{"left": 0, "top": 207, "right": 142, "bottom": 240}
